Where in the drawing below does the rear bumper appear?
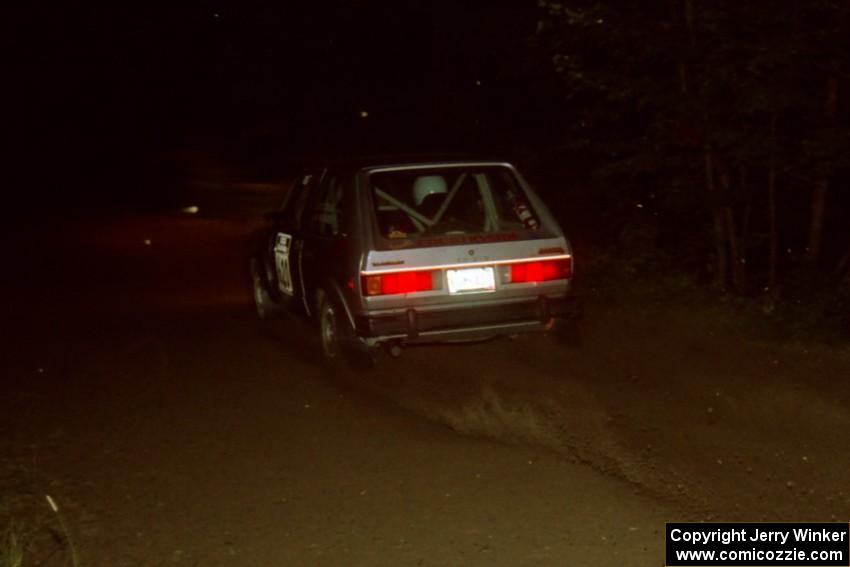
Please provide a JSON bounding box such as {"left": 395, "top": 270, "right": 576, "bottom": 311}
{"left": 354, "top": 295, "right": 581, "bottom": 345}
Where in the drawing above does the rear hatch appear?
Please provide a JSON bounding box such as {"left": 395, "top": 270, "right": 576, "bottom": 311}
{"left": 359, "top": 162, "right": 571, "bottom": 311}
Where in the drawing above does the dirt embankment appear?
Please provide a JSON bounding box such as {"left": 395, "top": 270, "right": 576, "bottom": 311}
{"left": 352, "top": 297, "right": 850, "bottom": 522}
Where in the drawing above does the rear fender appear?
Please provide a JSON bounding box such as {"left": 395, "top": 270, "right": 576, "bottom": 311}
{"left": 317, "top": 280, "right": 357, "bottom": 331}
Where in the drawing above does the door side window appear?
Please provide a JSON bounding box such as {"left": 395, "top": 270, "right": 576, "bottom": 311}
{"left": 305, "top": 175, "right": 346, "bottom": 237}
{"left": 280, "top": 172, "right": 318, "bottom": 228}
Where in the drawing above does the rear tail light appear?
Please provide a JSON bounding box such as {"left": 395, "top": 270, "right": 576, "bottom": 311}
{"left": 508, "top": 258, "right": 571, "bottom": 283}
{"left": 362, "top": 270, "right": 436, "bottom": 296}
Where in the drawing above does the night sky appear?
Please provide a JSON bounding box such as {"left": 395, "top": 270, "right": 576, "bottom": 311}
{"left": 8, "top": 1, "right": 539, "bottom": 211}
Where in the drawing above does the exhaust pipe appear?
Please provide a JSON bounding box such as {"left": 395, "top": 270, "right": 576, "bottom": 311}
{"left": 383, "top": 341, "right": 404, "bottom": 357}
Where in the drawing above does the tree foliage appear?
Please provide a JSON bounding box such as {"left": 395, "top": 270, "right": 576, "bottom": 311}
{"left": 531, "top": 0, "right": 849, "bottom": 317}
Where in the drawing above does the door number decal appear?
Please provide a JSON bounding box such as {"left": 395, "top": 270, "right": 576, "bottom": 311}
{"left": 273, "top": 232, "right": 294, "bottom": 296}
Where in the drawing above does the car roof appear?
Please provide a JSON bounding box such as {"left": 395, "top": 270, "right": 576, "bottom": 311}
{"left": 299, "top": 153, "right": 513, "bottom": 172}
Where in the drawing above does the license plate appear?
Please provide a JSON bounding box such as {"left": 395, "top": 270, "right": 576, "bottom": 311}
{"left": 446, "top": 266, "right": 496, "bottom": 294}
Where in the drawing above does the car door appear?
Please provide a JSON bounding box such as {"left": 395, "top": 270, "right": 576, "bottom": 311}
{"left": 266, "top": 171, "right": 319, "bottom": 311}
{"left": 299, "top": 172, "right": 352, "bottom": 315}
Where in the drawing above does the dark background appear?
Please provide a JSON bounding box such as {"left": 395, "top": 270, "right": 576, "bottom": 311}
{"left": 6, "top": 0, "right": 850, "bottom": 332}
{"left": 7, "top": 1, "right": 540, "bottom": 211}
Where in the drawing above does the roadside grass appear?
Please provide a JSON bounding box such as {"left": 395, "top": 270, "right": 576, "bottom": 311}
{"left": 579, "top": 241, "right": 850, "bottom": 351}
{"left": 1, "top": 460, "right": 78, "bottom": 567}
{"left": 0, "top": 525, "right": 24, "bottom": 567}
{"left": 0, "top": 469, "right": 27, "bottom": 567}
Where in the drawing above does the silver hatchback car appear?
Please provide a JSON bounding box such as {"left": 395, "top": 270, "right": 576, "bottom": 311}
{"left": 251, "top": 156, "right": 579, "bottom": 363}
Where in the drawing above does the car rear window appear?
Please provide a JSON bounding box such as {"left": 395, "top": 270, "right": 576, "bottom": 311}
{"left": 368, "top": 165, "right": 543, "bottom": 245}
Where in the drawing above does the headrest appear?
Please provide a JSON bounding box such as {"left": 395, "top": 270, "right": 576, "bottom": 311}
{"left": 412, "top": 175, "right": 448, "bottom": 206}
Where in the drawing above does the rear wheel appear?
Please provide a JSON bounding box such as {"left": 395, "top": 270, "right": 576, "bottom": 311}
{"left": 318, "top": 290, "right": 355, "bottom": 364}
{"left": 319, "top": 294, "right": 341, "bottom": 361}
{"left": 317, "top": 290, "right": 378, "bottom": 369}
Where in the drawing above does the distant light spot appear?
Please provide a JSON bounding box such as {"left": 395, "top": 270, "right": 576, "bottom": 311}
{"left": 213, "top": 12, "right": 220, "bottom": 18}
{"left": 181, "top": 205, "right": 199, "bottom": 214}
{"left": 475, "top": 79, "right": 482, "bottom": 86}
{"left": 359, "top": 110, "right": 369, "bottom": 118}
{"left": 596, "top": 18, "right": 604, "bottom": 24}
{"left": 636, "top": 203, "right": 643, "bottom": 208}
{"left": 144, "top": 239, "right": 152, "bottom": 246}
{"left": 45, "top": 494, "right": 59, "bottom": 512}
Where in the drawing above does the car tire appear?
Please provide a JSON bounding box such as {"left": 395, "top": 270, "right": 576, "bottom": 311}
{"left": 251, "top": 258, "right": 277, "bottom": 321}
{"left": 317, "top": 290, "right": 354, "bottom": 366}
